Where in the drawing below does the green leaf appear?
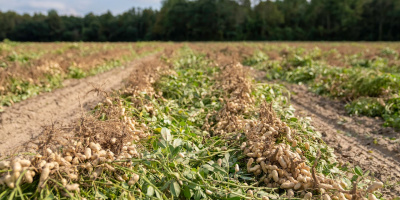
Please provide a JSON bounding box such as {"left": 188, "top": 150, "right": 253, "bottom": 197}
{"left": 154, "top": 127, "right": 162, "bottom": 133}
{"left": 342, "top": 177, "right": 352, "bottom": 189}
{"left": 161, "top": 127, "right": 172, "bottom": 141}
{"left": 164, "top": 119, "right": 171, "bottom": 124}
{"left": 227, "top": 189, "right": 243, "bottom": 199}
{"left": 223, "top": 152, "right": 230, "bottom": 167}
{"left": 351, "top": 175, "right": 359, "bottom": 182}
{"left": 289, "top": 117, "right": 298, "bottom": 122}
{"left": 239, "top": 175, "right": 253, "bottom": 180}
{"left": 95, "top": 191, "right": 108, "bottom": 199}
{"left": 183, "top": 185, "right": 193, "bottom": 199}
{"left": 170, "top": 181, "right": 181, "bottom": 197}
{"left": 211, "top": 163, "right": 227, "bottom": 174}
{"left": 147, "top": 186, "right": 155, "bottom": 197}
{"left": 194, "top": 190, "right": 202, "bottom": 200}
{"left": 173, "top": 138, "right": 182, "bottom": 148}
{"left": 171, "top": 145, "right": 182, "bottom": 158}
{"left": 202, "top": 164, "right": 214, "bottom": 172}
{"left": 183, "top": 170, "right": 195, "bottom": 180}
{"left": 158, "top": 140, "right": 167, "bottom": 149}
{"left": 121, "top": 182, "right": 129, "bottom": 189}
{"left": 364, "top": 170, "right": 370, "bottom": 177}
{"left": 155, "top": 190, "right": 162, "bottom": 199}
{"left": 354, "top": 166, "right": 363, "bottom": 176}
{"left": 43, "top": 194, "right": 56, "bottom": 200}
{"left": 160, "top": 181, "right": 171, "bottom": 191}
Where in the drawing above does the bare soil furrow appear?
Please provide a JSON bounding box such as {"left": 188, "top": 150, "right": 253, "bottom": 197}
{"left": 0, "top": 55, "right": 156, "bottom": 156}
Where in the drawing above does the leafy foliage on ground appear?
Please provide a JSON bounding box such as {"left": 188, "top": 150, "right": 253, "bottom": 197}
{"left": 245, "top": 47, "right": 400, "bottom": 129}
{"left": 0, "top": 47, "right": 383, "bottom": 199}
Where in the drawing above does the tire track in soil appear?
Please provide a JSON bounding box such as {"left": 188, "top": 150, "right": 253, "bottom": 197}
{"left": 0, "top": 55, "right": 156, "bottom": 156}
{"left": 287, "top": 84, "right": 400, "bottom": 197}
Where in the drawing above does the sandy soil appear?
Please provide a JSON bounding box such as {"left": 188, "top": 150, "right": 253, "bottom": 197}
{"left": 0, "top": 55, "right": 156, "bottom": 156}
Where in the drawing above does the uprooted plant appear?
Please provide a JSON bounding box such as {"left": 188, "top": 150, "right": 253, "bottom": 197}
{"left": 0, "top": 48, "right": 385, "bottom": 199}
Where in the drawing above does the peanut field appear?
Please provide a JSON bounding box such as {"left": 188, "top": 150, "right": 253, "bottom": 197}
{"left": 0, "top": 42, "right": 399, "bottom": 199}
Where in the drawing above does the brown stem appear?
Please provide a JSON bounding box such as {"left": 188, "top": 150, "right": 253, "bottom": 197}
{"left": 312, "top": 150, "right": 321, "bottom": 188}
{"left": 351, "top": 177, "right": 359, "bottom": 200}
{"left": 311, "top": 150, "right": 359, "bottom": 197}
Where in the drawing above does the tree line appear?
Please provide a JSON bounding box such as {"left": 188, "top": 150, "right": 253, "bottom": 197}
{"left": 1, "top": 0, "right": 399, "bottom": 41}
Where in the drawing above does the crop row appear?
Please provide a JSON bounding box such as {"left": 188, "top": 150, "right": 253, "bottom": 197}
{"left": 0, "top": 46, "right": 385, "bottom": 199}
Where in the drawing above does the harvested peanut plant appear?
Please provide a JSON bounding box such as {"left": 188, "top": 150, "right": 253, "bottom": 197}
{"left": 0, "top": 46, "right": 386, "bottom": 199}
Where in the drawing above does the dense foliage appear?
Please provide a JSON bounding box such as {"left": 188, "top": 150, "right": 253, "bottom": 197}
{"left": 1, "top": 0, "right": 400, "bottom": 41}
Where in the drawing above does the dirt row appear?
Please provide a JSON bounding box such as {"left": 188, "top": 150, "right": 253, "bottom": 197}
{"left": 0, "top": 55, "right": 156, "bottom": 156}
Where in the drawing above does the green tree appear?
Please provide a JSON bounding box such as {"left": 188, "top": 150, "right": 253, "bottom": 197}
{"left": 46, "top": 10, "right": 63, "bottom": 40}
{"left": 253, "top": 0, "right": 284, "bottom": 40}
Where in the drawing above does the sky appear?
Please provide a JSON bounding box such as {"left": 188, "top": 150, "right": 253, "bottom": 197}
{"left": 0, "top": 0, "right": 163, "bottom": 16}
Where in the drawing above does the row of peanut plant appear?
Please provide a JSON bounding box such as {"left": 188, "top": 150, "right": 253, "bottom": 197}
{"left": 0, "top": 47, "right": 381, "bottom": 199}
{"left": 244, "top": 47, "right": 400, "bottom": 129}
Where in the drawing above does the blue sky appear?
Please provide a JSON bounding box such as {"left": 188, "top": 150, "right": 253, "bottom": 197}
{"left": 0, "top": 0, "right": 163, "bottom": 16}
